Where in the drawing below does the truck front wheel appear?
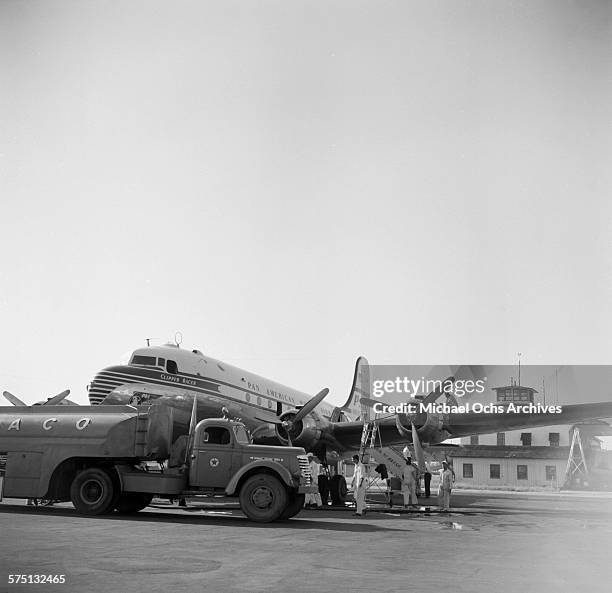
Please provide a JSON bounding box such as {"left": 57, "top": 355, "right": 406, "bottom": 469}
{"left": 279, "top": 492, "right": 305, "bottom": 520}
{"left": 70, "top": 468, "right": 118, "bottom": 515}
{"left": 115, "top": 493, "right": 153, "bottom": 514}
{"left": 239, "top": 474, "right": 288, "bottom": 523}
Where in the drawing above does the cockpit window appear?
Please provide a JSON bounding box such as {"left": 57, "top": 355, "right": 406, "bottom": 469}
{"left": 166, "top": 360, "right": 178, "bottom": 374}
{"left": 131, "top": 355, "right": 157, "bottom": 366}
{"left": 158, "top": 358, "right": 165, "bottom": 367}
{"left": 233, "top": 425, "right": 251, "bottom": 444}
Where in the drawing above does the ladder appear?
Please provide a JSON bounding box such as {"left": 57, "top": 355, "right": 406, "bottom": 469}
{"left": 564, "top": 427, "right": 588, "bottom": 488}
{"left": 358, "top": 421, "right": 379, "bottom": 460}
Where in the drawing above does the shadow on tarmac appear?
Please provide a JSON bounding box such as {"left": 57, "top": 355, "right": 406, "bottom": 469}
{"left": 0, "top": 504, "right": 411, "bottom": 533}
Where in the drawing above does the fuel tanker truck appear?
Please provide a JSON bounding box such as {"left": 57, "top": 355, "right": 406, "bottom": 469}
{"left": 0, "top": 402, "right": 315, "bottom": 522}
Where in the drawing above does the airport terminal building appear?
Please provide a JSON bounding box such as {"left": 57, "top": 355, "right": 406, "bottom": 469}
{"left": 451, "top": 384, "right": 607, "bottom": 490}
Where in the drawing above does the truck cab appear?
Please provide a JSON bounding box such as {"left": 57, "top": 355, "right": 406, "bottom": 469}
{"left": 190, "top": 419, "right": 251, "bottom": 489}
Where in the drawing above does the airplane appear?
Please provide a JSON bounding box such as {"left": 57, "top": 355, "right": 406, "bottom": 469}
{"left": 85, "top": 342, "right": 612, "bottom": 476}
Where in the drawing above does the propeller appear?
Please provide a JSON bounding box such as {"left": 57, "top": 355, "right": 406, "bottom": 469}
{"left": 3, "top": 389, "right": 71, "bottom": 406}
{"left": 3, "top": 391, "right": 27, "bottom": 406}
{"left": 256, "top": 388, "right": 329, "bottom": 447}
{"left": 41, "top": 390, "right": 71, "bottom": 406}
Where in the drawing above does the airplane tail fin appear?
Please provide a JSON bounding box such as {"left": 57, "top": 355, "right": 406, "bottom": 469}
{"left": 331, "top": 357, "right": 370, "bottom": 422}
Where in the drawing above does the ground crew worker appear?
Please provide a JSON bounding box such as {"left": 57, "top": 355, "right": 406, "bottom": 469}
{"left": 318, "top": 461, "right": 330, "bottom": 506}
{"left": 304, "top": 454, "right": 323, "bottom": 508}
{"left": 423, "top": 462, "right": 432, "bottom": 497}
{"left": 402, "top": 456, "right": 419, "bottom": 508}
{"left": 439, "top": 461, "right": 453, "bottom": 511}
{"left": 351, "top": 454, "right": 367, "bottom": 516}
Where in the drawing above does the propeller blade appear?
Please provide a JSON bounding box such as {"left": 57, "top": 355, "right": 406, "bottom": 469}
{"left": 42, "top": 389, "right": 71, "bottom": 406}
{"left": 411, "top": 423, "right": 426, "bottom": 472}
{"left": 395, "top": 414, "right": 412, "bottom": 439}
{"left": 3, "top": 391, "right": 27, "bottom": 406}
{"left": 359, "top": 397, "right": 380, "bottom": 409}
{"left": 292, "top": 388, "right": 329, "bottom": 423}
{"left": 254, "top": 412, "right": 284, "bottom": 425}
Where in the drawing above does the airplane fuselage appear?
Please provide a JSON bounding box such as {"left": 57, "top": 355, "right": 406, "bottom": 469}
{"left": 88, "top": 344, "right": 342, "bottom": 441}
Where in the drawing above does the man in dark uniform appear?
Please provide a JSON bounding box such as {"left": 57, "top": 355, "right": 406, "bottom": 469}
{"left": 424, "top": 462, "right": 432, "bottom": 497}
{"left": 318, "top": 461, "right": 330, "bottom": 506}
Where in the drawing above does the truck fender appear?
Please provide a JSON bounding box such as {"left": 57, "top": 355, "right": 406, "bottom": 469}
{"left": 225, "top": 460, "right": 295, "bottom": 496}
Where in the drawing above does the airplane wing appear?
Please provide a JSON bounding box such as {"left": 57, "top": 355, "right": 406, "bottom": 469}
{"left": 328, "top": 401, "right": 612, "bottom": 450}
{"left": 437, "top": 402, "right": 612, "bottom": 439}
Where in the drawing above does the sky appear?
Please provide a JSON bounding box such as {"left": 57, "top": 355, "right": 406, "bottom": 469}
{"left": 1, "top": 0, "right": 611, "bottom": 406}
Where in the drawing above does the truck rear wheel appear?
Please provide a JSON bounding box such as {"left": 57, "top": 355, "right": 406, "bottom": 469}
{"left": 239, "top": 474, "right": 288, "bottom": 523}
{"left": 115, "top": 493, "right": 153, "bottom": 514}
{"left": 329, "top": 475, "right": 347, "bottom": 505}
{"left": 279, "top": 492, "right": 305, "bottom": 520}
{"left": 70, "top": 468, "right": 118, "bottom": 515}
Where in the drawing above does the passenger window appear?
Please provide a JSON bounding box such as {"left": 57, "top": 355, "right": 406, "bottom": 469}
{"left": 203, "top": 427, "right": 231, "bottom": 445}
{"left": 166, "top": 360, "right": 178, "bottom": 374}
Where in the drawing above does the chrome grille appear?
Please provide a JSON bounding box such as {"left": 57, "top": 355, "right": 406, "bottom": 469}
{"left": 298, "top": 455, "right": 312, "bottom": 485}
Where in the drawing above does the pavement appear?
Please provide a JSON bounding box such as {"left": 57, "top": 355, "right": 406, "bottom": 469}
{"left": 1, "top": 491, "right": 612, "bottom": 593}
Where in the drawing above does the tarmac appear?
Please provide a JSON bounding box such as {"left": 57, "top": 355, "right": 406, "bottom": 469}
{"left": 1, "top": 491, "right": 612, "bottom": 593}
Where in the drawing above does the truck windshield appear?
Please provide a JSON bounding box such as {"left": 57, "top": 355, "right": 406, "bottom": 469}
{"left": 233, "top": 425, "right": 251, "bottom": 444}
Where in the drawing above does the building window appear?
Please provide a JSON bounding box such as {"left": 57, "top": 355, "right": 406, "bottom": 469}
{"left": 549, "top": 433, "right": 560, "bottom": 447}
{"left": 497, "top": 432, "right": 505, "bottom": 446}
{"left": 520, "top": 433, "right": 532, "bottom": 446}
{"left": 517, "top": 465, "right": 528, "bottom": 480}
{"left": 470, "top": 435, "right": 479, "bottom": 445}
{"left": 463, "top": 463, "right": 473, "bottom": 479}
{"left": 490, "top": 464, "right": 500, "bottom": 479}
{"left": 546, "top": 466, "right": 557, "bottom": 481}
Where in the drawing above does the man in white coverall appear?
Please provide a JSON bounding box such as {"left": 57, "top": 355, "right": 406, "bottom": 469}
{"left": 402, "top": 455, "right": 419, "bottom": 508}
{"left": 304, "top": 454, "right": 323, "bottom": 508}
{"left": 351, "top": 454, "right": 367, "bottom": 516}
{"left": 439, "top": 461, "right": 453, "bottom": 511}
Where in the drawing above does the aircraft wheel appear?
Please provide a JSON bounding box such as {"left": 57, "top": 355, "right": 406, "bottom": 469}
{"left": 329, "top": 475, "right": 347, "bottom": 505}
{"left": 70, "top": 468, "right": 119, "bottom": 515}
{"left": 115, "top": 493, "right": 153, "bottom": 514}
{"left": 279, "top": 492, "right": 305, "bottom": 520}
{"left": 239, "top": 474, "right": 288, "bottom": 523}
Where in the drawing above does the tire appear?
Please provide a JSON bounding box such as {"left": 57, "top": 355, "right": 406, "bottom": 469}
{"left": 115, "top": 493, "right": 153, "bottom": 514}
{"left": 329, "top": 475, "right": 348, "bottom": 505}
{"left": 279, "top": 492, "right": 305, "bottom": 520}
{"left": 70, "top": 468, "right": 119, "bottom": 515}
{"left": 239, "top": 473, "right": 288, "bottom": 523}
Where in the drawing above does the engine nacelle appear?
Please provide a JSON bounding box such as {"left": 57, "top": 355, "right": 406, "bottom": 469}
{"left": 397, "top": 412, "right": 450, "bottom": 445}
{"left": 275, "top": 410, "right": 323, "bottom": 451}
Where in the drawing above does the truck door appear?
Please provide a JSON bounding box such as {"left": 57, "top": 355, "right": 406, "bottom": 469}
{"left": 190, "top": 426, "right": 235, "bottom": 489}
